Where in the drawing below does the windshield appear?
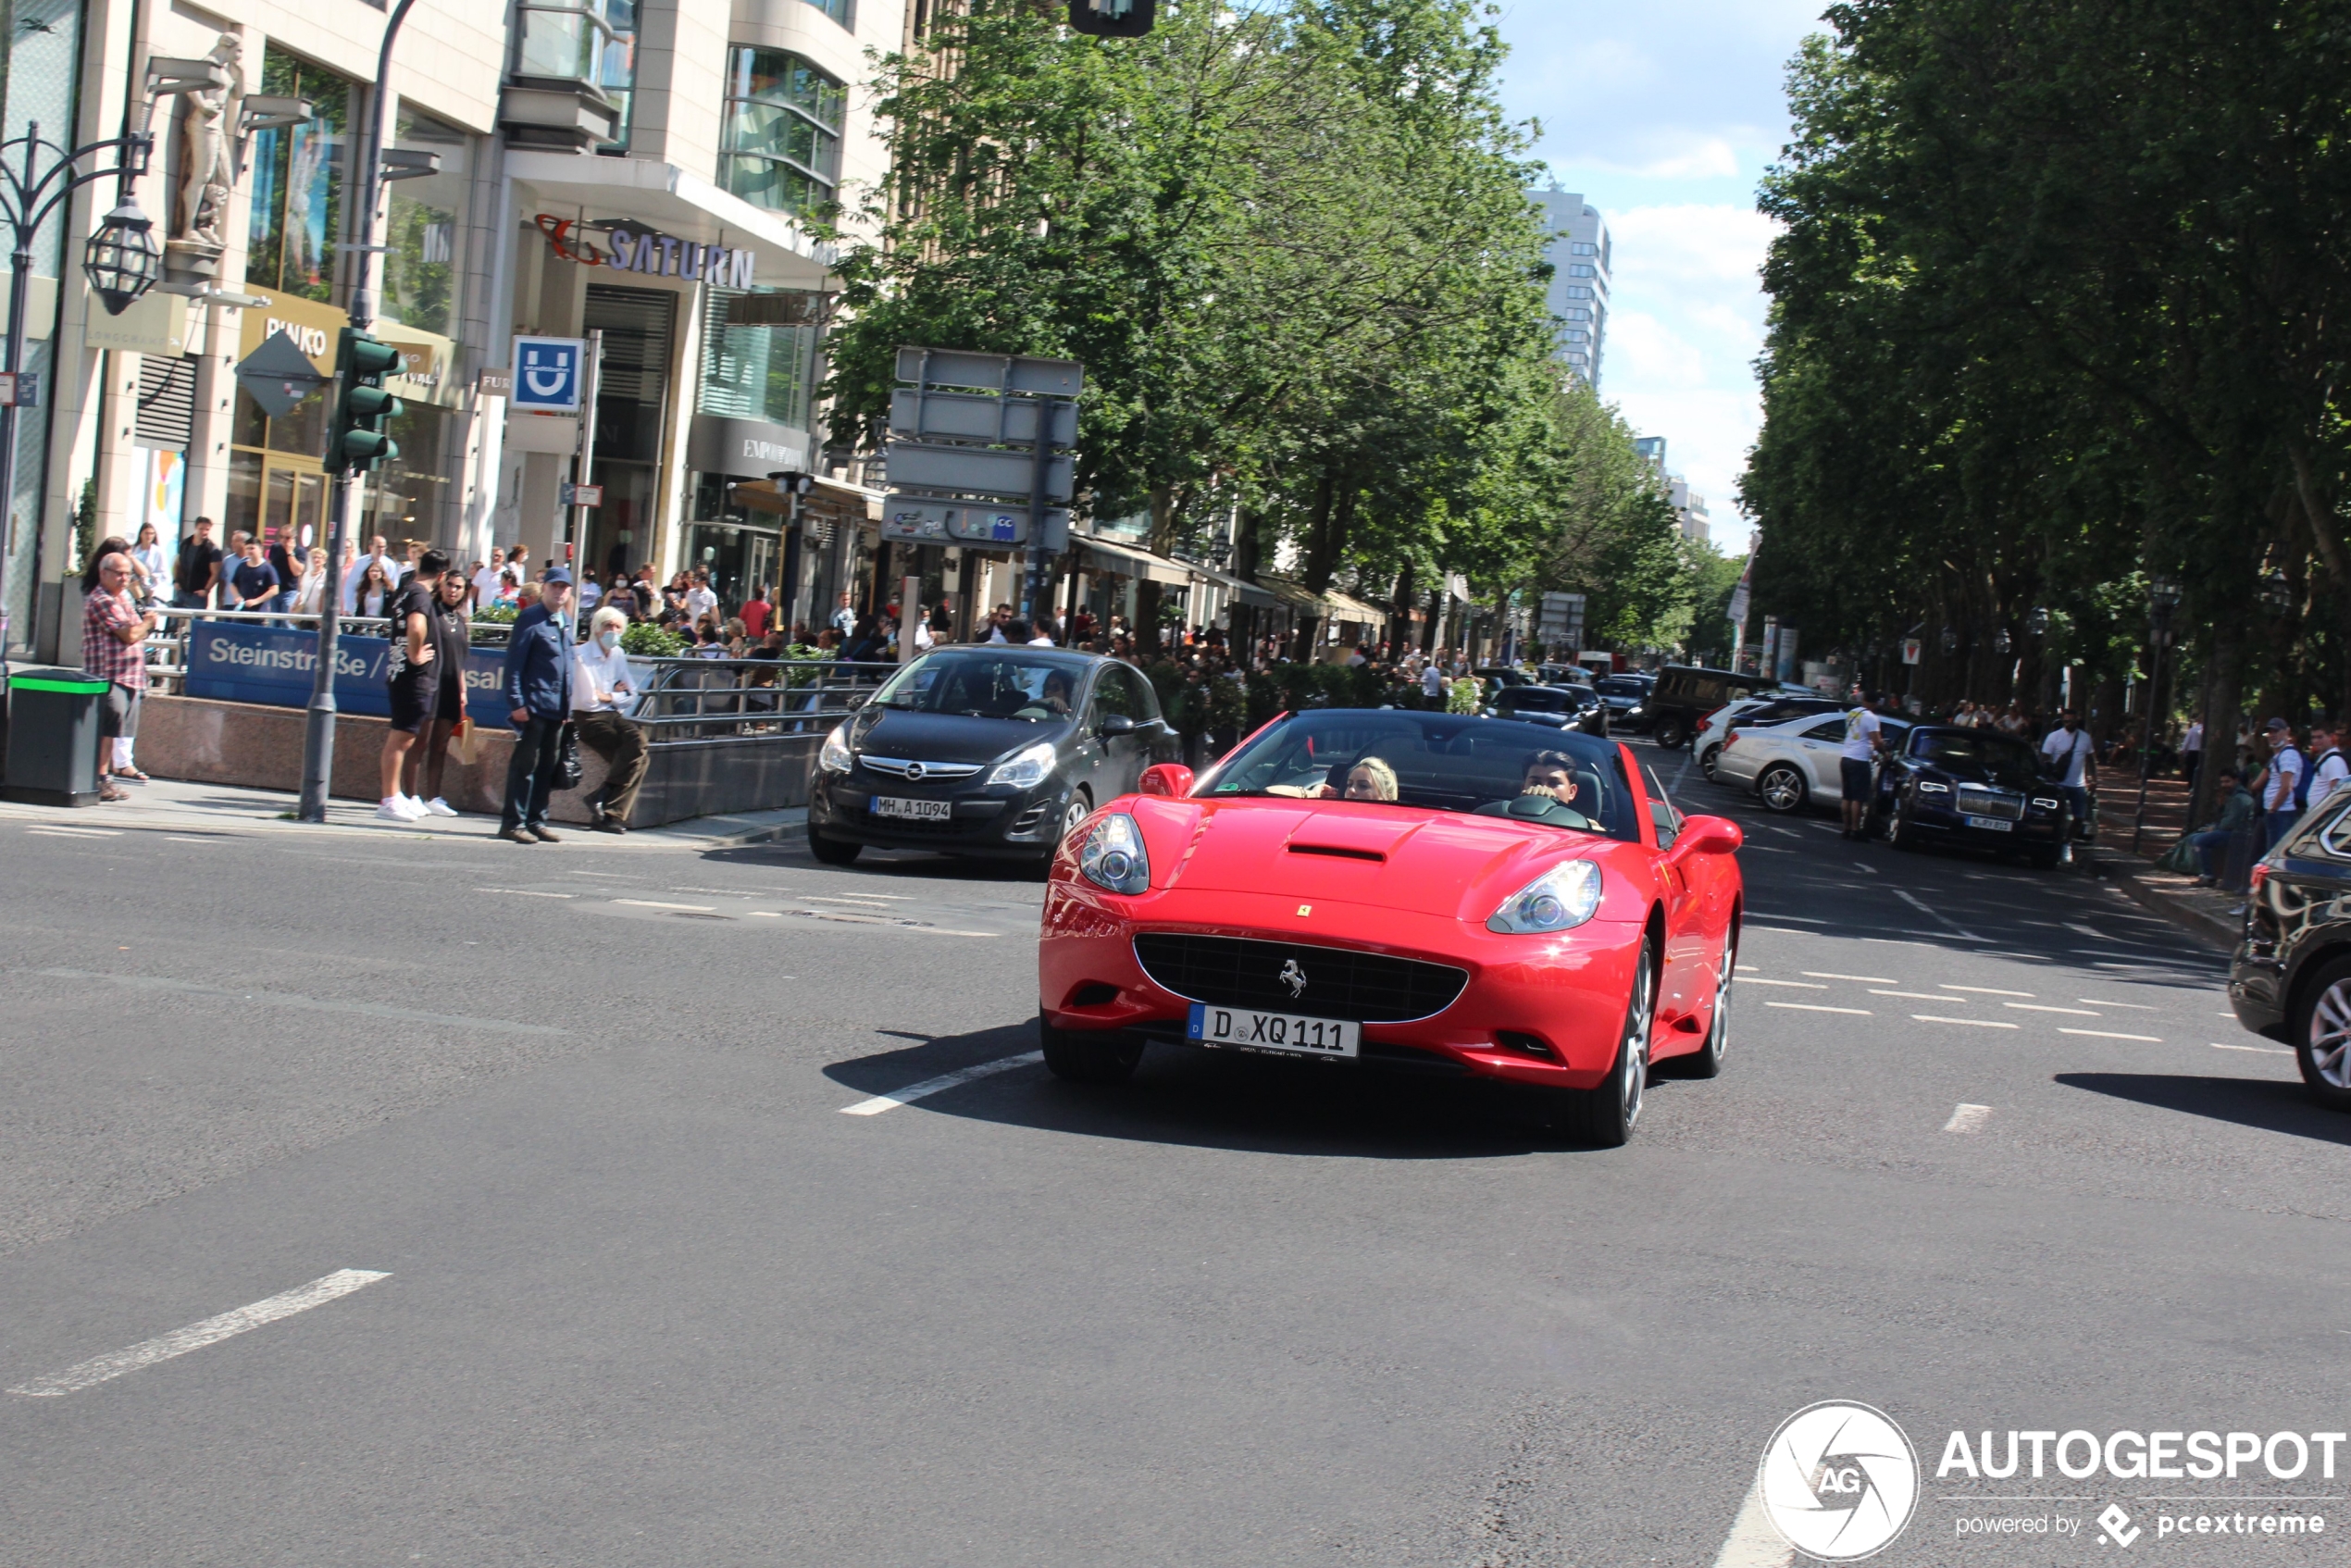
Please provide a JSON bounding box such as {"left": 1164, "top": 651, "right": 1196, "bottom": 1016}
{"left": 1912, "top": 729, "right": 2041, "bottom": 785}
{"left": 870, "top": 651, "right": 1084, "bottom": 722}
{"left": 1194, "top": 711, "right": 1640, "bottom": 842}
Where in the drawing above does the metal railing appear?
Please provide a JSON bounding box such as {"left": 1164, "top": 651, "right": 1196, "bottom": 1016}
{"left": 625, "top": 657, "right": 898, "bottom": 742}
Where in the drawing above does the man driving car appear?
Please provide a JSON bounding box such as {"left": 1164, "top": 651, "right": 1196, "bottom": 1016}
{"left": 1474, "top": 750, "right": 1598, "bottom": 830}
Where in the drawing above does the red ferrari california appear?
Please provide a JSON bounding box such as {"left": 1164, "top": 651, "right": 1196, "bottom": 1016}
{"left": 1038, "top": 709, "right": 1746, "bottom": 1144}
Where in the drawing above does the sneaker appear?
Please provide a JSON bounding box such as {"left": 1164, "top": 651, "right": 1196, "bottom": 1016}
{"left": 377, "top": 797, "right": 418, "bottom": 821}
{"left": 529, "top": 825, "right": 563, "bottom": 844}
{"left": 402, "top": 794, "right": 432, "bottom": 817}
{"left": 424, "top": 797, "right": 459, "bottom": 817}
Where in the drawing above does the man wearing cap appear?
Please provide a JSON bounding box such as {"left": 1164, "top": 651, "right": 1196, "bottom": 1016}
{"left": 499, "top": 566, "right": 575, "bottom": 844}
{"left": 2258, "top": 717, "right": 2304, "bottom": 848}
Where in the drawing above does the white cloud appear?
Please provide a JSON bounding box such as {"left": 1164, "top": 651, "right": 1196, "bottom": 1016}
{"left": 1566, "top": 137, "right": 1743, "bottom": 181}
{"left": 1609, "top": 204, "right": 1780, "bottom": 284}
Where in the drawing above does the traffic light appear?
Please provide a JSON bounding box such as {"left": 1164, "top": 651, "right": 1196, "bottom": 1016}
{"left": 330, "top": 328, "right": 404, "bottom": 474}
{"left": 1070, "top": 0, "right": 1153, "bottom": 37}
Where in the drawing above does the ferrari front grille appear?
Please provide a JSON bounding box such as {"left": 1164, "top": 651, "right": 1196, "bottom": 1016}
{"left": 1132, "top": 934, "right": 1468, "bottom": 1024}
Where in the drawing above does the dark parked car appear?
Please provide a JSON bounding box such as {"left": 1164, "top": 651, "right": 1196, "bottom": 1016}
{"left": 2230, "top": 792, "right": 2351, "bottom": 1108}
{"left": 1647, "top": 665, "right": 1787, "bottom": 750}
{"left": 1592, "top": 673, "right": 1656, "bottom": 731}
{"left": 1481, "top": 682, "right": 1611, "bottom": 736}
{"left": 1868, "top": 725, "right": 2073, "bottom": 867}
{"left": 807, "top": 648, "right": 1176, "bottom": 865}
{"left": 1474, "top": 665, "right": 1536, "bottom": 690}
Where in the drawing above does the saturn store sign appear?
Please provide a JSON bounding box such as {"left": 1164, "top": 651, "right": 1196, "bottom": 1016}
{"left": 536, "top": 215, "right": 757, "bottom": 289}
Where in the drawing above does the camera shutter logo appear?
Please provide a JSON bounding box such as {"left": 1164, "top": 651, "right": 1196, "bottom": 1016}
{"left": 1758, "top": 1401, "right": 1920, "bottom": 1561}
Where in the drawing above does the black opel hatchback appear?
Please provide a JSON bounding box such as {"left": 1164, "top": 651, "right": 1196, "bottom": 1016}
{"left": 807, "top": 647, "right": 1177, "bottom": 866}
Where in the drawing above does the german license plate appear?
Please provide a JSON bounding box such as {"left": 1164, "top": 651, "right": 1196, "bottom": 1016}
{"left": 874, "top": 797, "right": 952, "bottom": 822}
{"left": 1187, "top": 1002, "right": 1360, "bottom": 1059}
{"left": 1964, "top": 815, "right": 2013, "bottom": 831}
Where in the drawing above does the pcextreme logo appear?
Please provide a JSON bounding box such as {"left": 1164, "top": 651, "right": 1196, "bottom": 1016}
{"left": 1759, "top": 1401, "right": 1922, "bottom": 1562}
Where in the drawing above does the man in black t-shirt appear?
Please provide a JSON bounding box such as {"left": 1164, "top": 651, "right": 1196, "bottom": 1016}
{"left": 172, "top": 516, "right": 223, "bottom": 609}
{"left": 227, "top": 540, "right": 281, "bottom": 613}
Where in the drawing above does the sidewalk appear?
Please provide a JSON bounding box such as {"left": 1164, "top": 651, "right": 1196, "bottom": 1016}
{"left": 0, "top": 774, "right": 807, "bottom": 852}
{"left": 2078, "top": 841, "right": 2244, "bottom": 952}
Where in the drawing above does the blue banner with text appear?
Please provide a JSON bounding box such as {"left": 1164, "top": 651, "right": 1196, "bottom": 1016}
{"left": 184, "top": 621, "right": 516, "bottom": 728}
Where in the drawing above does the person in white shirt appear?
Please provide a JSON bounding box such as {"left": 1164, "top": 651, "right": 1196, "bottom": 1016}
{"left": 1422, "top": 656, "right": 1445, "bottom": 703}
{"left": 1838, "top": 692, "right": 1885, "bottom": 839}
{"left": 2179, "top": 718, "right": 2204, "bottom": 790}
{"left": 571, "top": 607, "right": 649, "bottom": 833}
{"left": 2307, "top": 721, "right": 2347, "bottom": 813}
{"left": 2041, "top": 709, "right": 2096, "bottom": 840}
{"left": 2258, "top": 717, "right": 2304, "bottom": 848}
{"left": 830, "top": 591, "right": 858, "bottom": 637}
{"left": 684, "top": 570, "right": 719, "bottom": 626}
{"left": 578, "top": 574, "right": 603, "bottom": 614}
{"left": 471, "top": 550, "right": 505, "bottom": 611}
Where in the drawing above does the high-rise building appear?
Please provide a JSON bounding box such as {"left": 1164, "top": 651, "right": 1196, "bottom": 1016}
{"left": 1633, "top": 436, "right": 1667, "bottom": 473}
{"left": 1667, "top": 477, "right": 1711, "bottom": 546}
{"left": 1531, "top": 186, "right": 1611, "bottom": 387}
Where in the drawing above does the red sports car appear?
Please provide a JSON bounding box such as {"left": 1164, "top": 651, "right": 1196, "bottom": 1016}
{"left": 1037, "top": 710, "right": 1746, "bottom": 1144}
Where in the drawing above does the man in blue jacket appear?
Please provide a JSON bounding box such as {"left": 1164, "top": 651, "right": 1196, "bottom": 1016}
{"left": 500, "top": 566, "right": 576, "bottom": 843}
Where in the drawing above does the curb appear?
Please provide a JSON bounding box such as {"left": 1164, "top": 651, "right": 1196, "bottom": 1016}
{"left": 2079, "top": 846, "right": 2241, "bottom": 953}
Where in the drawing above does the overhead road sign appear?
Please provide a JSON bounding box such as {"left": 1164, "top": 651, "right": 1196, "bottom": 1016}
{"left": 881, "top": 496, "right": 1069, "bottom": 550}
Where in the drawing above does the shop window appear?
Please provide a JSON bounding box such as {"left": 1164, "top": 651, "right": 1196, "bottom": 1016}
{"left": 513, "top": 0, "right": 640, "bottom": 146}
{"left": 360, "top": 403, "right": 451, "bottom": 544}
{"left": 718, "top": 47, "right": 844, "bottom": 219}
{"left": 380, "top": 107, "right": 472, "bottom": 336}
{"left": 247, "top": 48, "right": 353, "bottom": 303}
{"left": 698, "top": 288, "right": 817, "bottom": 431}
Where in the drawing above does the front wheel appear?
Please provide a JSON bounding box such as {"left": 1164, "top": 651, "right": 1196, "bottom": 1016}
{"left": 1698, "top": 744, "right": 1722, "bottom": 781}
{"left": 808, "top": 828, "right": 862, "bottom": 865}
{"left": 1653, "top": 716, "right": 1687, "bottom": 750}
{"left": 2292, "top": 957, "right": 2351, "bottom": 1111}
{"left": 1678, "top": 929, "right": 1734, "bottom": 1079}
{"left": 1757, "top": 764, "right": 1808, "bottom": 814}
{"left": 1039, "top": 1015, "right": 1143, "bottom": 1084}
{"left": 1552, "top": 939, "right": 1657, "bottom": 1147}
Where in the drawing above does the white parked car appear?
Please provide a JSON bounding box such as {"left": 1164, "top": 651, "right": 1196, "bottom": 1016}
{"left": 1712, "top": 709, "right": 1913, "bottom": 814}
{"left": 1696, "top": 694, "right": 1842, "bottom": 781}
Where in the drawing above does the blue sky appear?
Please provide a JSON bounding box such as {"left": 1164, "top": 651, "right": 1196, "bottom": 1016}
{"left": 1491, "top": 0, "right": 1830, "bottom": 554}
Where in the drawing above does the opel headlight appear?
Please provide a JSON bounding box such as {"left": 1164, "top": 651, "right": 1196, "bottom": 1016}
{"left": 1079, "top": 812, "right": 1151, "bottom": 894}
{"left": 819, "top": 723, "right": 852, "bottom": 775}
{"left": 1487, "top": 859, "right": 1603, "bottom": 934}
{"left": 989, "top": 740, "right": 1059, "bottom": 790}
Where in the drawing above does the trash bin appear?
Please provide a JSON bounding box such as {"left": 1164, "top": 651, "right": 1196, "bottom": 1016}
{"left": 1, "top": 667, "right": 109, "bottom": 806}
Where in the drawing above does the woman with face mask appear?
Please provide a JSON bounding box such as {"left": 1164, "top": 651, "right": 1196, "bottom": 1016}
{"left": 570, "top": 605, "right": 651, "bottom": 832}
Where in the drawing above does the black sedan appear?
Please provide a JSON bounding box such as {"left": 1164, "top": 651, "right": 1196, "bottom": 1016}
{"left": 2229, "top": 792, "right": 2351, "bottom": 1108}
{"left": 807, "top": 648, "right": 1176, "bottom": 865}
{"left": 1481, "top": 682, "right": 1610, "bottom": 736}
{"left": 1592, "top": 673, "right": 1654, "bottom": 731}
{"left": 1869, "top": 725, "right": 2072, "bottom": 867}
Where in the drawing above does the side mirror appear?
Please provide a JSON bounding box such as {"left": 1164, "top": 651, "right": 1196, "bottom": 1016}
{"left": 1099, "top": 712, "right": 1138, "bottom": 737}
{"left": 1140, "top": 763, "right": 1194, "bottom": 798}
{"left": 1672, "top": 814, "right": 1743, "bottom": 857}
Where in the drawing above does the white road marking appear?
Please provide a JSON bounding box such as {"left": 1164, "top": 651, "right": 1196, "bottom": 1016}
{"left": 1872, "top": 989, "right": 1961, "bottom": 1002}
{"left": 2059, "top": 1027, "right": 2161, "bottom": 1041}
{"left": 670, "top": 885, "right": 781, "bottom": 896}
{"left": 1710, "top": 1482, "right": 1794, "bottom": 1568}
{"left": 1748, "top": 978, "right": 1828, "bottom": 989}
{"left": 1764, "top": 825, "right": 1801, "bottom": 837}
{"left": 566, "top": 870, "right": 647, "bottom": 879}
{"left": 1765, "top": 1002, "right": 1871, "bottom": 1015}
{"left": 752, "top": 911, "right": 781, "bottom": 917}
{"left": 1914, "top": 1014, "right": 2019, "bottom": 1029}
{"left": 2006, "top": 1002, "right": 2100, "bottom": 1015}
{"left": 1943, "top": 985, "right": 2033, "bottom": 997}
{"left": 614, "top": 899, "right": 715, "bottom": 912}
{"left": 2211, "top": 1041, "right": 2291, "bottom": 1055}
{"left": 1944, "top": 1103, "right": 1993, "bottom": 1134}
{"left": 7, "top": 1269, "right": 390, "bottom": 1397}
{"left": 1894, "top": 887, "right": 1979, "bottom": 939}
{"left": 476, "top": 887, "right": 576, "bottom": 898}
{"left": 1851, "top": 860, "right": 1877, "bottom": 875}
{"left": 1804, "top": 972, "right": 1897, "bottom": 983}
{"left": 165, "top": 835, "right": 228, "bottom": 844}
{"left": 1735, "top": 964, "right": 1765, "bottom": 973}
{"left": 31, "top": 968, "right": 563, "bottom": 1036}
{"left": 2079, "top": 998, "right": 2158, "bottom": 1010}
{"left": 2065, "top": 922, "right": 2108, "bottom": 940}
{"left": 26, "top": 826, "right": 122, "bottom": 838}
{"left": 801, "top": 895, "right": 899, "bottom": 908}
{"left": 1750, "top": 913, "right": 1828, "bottom": 923}
{"left": 840, "top": 1051, "right": 1045, "bottom": 1115}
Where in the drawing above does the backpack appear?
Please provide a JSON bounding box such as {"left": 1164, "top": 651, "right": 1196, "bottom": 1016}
{"left": 2296, "top": 747, "right": 2338, "bottom": 812}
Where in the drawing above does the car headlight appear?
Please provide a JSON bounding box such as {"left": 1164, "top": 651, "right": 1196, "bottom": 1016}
{"left": 819, "top": 723, "right": 852, "bottom": 775}
{"left": 989, "top": 740, "right": 1059, "bottom": 790}
{"left": 2031, "top": 796, "right": 2060, "bottom": 810}
{"left": 1078, "top": 812, "right": 1151, "bottom": 894}
{"left": 1916, "top": 780, "right": 1951, "bottom": 794}
{"left": 1486, "top": 859, "right": 1603, "bottom": 934}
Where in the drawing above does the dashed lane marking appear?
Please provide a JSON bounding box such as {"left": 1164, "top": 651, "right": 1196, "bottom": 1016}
{"left": 25, "top": 826, "right": 122, "bottom": 838}
{"left": 1872, "top": 989, "right": 1962, "bottom": 1002}
{"left": 1894, "top": 887, "right": 1980, "bottom": 940}
{"left": 1942, "top": 985, "right": 2032, "bottom": 997}
{"left": 1747, "top": 978, "right": 1828, "bottom": 989}
{"left": 7, "top": 1269, "right": 391, "bottom": 1397}
{"left": 477, "top": 887, "right": 576, "bottom": 898}
{"left": 2007, "top": 1002, "right": 2100, "bottom": 1015}
{"left": 1803, "top": 972, "right": 1896, "bottom": 983}
{"left": 1748, "top": 913, "right": 1828, "bottom": 923}
{"left": 840, "top": 1051, "right": 1045, "bottom": 1115}
{"left": 2079, "top": 998, "right": 2158, "bottom": 1010}
{"left": 2211, "top": 1042, "right": 2291, "bottom": 1055}
{"left": 1944, "top": 1103, "right": 1993, "bottom": 1134}
{"left": 1851, "top": 860, "right": 1878, "bottom": 875}
{"left": 614, "top": 899, "right": 716, "bottom": 912}
{"left": 1765, "top": 1002, "right": 1872, "bottom": 1015}
{"left": 2059, "top": 1027, "right": 2161, "bottom": 1041}
{"left": 1914, "top": 1014, "right": 2019, "bottom": 1029}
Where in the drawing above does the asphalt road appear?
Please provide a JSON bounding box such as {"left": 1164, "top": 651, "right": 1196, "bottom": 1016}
{"left": 1, "top": 741, "right": 2341, "bottom": 1567}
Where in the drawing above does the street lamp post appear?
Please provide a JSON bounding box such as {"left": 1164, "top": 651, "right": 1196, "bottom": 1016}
{"left": 0, "top": 121, "right": 164, "bottom": 656}
{"left": 2131, "top": 578, "right": 2182, "bottom": 852}
{"left": 295, "top": 0, "right": 424, "bottom": 822}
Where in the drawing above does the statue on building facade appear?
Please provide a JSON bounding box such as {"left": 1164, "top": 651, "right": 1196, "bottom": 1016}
{"left": 173, "top": 33, "right": 243, "bottom": 252}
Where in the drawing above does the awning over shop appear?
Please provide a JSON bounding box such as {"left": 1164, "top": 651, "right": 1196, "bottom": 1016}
{"left": 1187, "top": 562, "right": 1278, "bottom": 608}
{"left": 1076, "top": 535, "right": 1191, "bottom": 586}
{"left": 1256, "top": 576, "right": 1332, "bottom": 615}
{"left": 507, "top": 149, "right": 835, "bottom": 292}
{"left": 1325, "top": 589, "right": 1390, "bottom": 625}
{"left": 732, "top": 474, "right": 886, "bottom": 521}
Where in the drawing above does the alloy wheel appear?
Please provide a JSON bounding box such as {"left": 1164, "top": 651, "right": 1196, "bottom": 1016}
{"left": 1759, "top": 765, "right": 1804, "bottom": 813}
{"left": 1708, "top": 934, "right": 1733, "bottom": 1061}
{"left": 2311, "top": 980, "right": 2351, "bottom": 1089}
{"left": 1623, "top": 958, "right": 1653, "bottom": 1127}
{"left": 1061, "top": 794, "right": 1093, "bottom": 843}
